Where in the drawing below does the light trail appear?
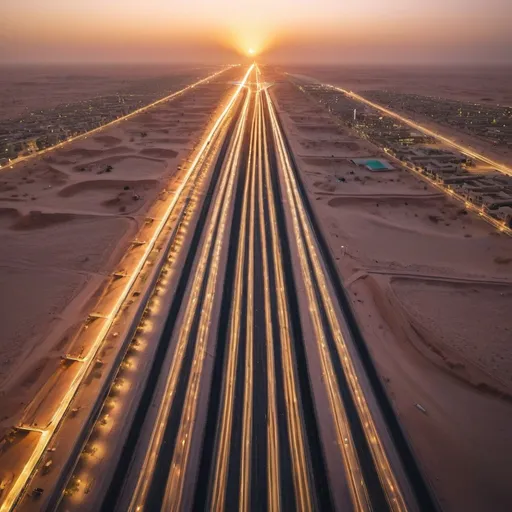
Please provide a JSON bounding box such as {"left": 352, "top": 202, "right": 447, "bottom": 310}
{"left": 265, "top": 89, "right": 370, "bottom": 511}
{"left": 0, "top": 64, "right": 251, "bottom": 512}
{"left": 260, "top": 87, "right": 314, "bottom": 511}
{"left": 329, "top": 85, "right": 512, "bottom": 177}
{"left": 257, "top": 83, "right": 281, "bottom": 512}
{"left": 239, "top": 89, "right": 257, "bottom": 512}
{"left": 162, "top": 89, "right": 250, "bottom": 511}
{"left": 128, "top": 68, "right": 253, "bottom": 511}
{"left": 266, "top": 89, "right": 407, "bottom": 511}
{"left": 209, "top": 82, "right": 255, "bottom": 511}
{"left": 0, "top": 67, "right": 233, "bottom": 172}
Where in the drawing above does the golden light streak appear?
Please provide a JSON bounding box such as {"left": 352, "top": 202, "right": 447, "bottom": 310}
{"left": 209, "top": 79, "right": 255, "bottom": 510}
{"left": 128, "top": 65, "right": 254, "bottom": 512}
{"left": 162, "top": 87, "right": 252, "bottom": 512}
{"left": 260, "top": 80, "right": 313, "bottom": 511}
{"left": 256, "top": 77, "right": 281, "bottom": 512}
{"left": 239, "top": 89, "right": 257, "bottom": 512}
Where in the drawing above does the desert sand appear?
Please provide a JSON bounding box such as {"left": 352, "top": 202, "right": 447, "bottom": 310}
{"left": 270, "top": 76, "right": 512, "bottom": 511}
{"left": 0, "top": 67, "right": 240, "bottom": 439}
{"left": 0, "top": 64, "right": 216, "bottom": 122}
{"left": 287, "top": 65, "right": 512, "bottom": 105}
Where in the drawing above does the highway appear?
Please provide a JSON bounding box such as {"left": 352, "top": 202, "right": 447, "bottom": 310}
{"left": 6, "top": 65, "right": 436, "bottom": 511}
{"left": 86, "top": 66, "right": 432, "bottom": 512}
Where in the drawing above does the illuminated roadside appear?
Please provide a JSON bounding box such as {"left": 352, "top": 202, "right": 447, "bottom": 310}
{"left": 127, "top": 66, "right": 253, "bottom": 511}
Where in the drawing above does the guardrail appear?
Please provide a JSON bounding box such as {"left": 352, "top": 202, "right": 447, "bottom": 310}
{"left": 43, "top": 201, "right": 190, "bottom": 511}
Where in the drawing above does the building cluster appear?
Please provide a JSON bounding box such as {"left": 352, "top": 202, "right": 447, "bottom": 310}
{"left": 0, "top": 73, "right": 200, "bottom": 166}
{"left": 300, "top": 83, "right": 512, "bottom": 228}
{"left": 0, "top": 95, "right": 133, "bottom": 165}
{"left": 389, "top": 146, "right": 512, "bottom": 227}
{"left": 364, "top": 90, "right": 512, "bottom": 152}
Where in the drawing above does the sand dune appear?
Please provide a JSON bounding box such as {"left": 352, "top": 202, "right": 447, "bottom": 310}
{"left": 139, "top": 148, "right": 178, "bottom": 159}
{"left": 72, "top": 154, "right": 166, "bottom": 178}
{"left": 301, "top": 156, "right": 359, "bottom": 166}
{"left": 296, "top": 124, "right": 341, "bottom": 135}
{"left": 327, "top": 193, "right": 443, "bottom": 207}
{"left": 301, "top": 139, "right": 360, "bottom": 150}
{"left": 390, "top": 277, "right": 512, "bottom": 393}
{"left": 56, "top": 179, "right": 158, "bottom": 214}
{"left": 0, "top": 207, "right": 20, "bottom": 227}
{"left": 0, "top": 65, "right": 240, "bottom": 438}
{"left": 58, "top": 146, "right": 135, "bottom": 160}
{"left": 164, "top": 137, "right": 192, "bottom": 144}
{"left": 145, "top": 137, "right": 178, "bottom": 145}
{"left": 10, "top": 211, "right": 75, "bottom": 231}
{"left": 58, "top": 178, "right": 156, "bottom": 198}
{"left": 38, "top": 167, "right": 69, "bottom": 185}
{"left": 93, "top": 135, "right": 122, "bottom": 147}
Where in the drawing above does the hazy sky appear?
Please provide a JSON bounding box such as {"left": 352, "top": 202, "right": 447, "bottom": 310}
{"left": 1, "top": 0, "right": 511, "bottom": 64}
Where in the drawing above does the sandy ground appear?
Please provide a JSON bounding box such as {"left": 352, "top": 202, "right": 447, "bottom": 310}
{"left": 0, "top": 68, "right": 239, "bottom": 435}
{"left": 0, "top": 64, "right": 216, "bottom": 121}
{"left": 287, "top": 65, "right": 512, "bottom": 105}
{"left": 270, "top": 76, "right": 512, "bottom": 511}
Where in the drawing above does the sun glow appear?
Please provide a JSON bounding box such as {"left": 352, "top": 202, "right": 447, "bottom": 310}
{"left": 248, "top": 48, "right": 255, "bottom": 55}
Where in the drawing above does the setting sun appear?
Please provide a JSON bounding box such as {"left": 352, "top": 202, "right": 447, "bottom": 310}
{"left": 248, "top": 48, "right": 255, "bottom": 55}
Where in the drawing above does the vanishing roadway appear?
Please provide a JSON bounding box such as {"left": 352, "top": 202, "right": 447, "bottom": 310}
{"left": 97, "top": 66, "right": 427, "bottom": 511}
{"left": 9, "top": 65, "right": 436, "bottom": 511}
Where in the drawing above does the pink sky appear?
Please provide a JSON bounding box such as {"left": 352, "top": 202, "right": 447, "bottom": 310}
{"left": 1, "top": 0, "right": 511, "bottom": 64}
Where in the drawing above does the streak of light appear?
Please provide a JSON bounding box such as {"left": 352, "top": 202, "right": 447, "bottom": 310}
{"left": 209, "top": 83, "right": 255, "bottom": 510}
{"left": 128, "top": 66, "right": 254, "bottom": 512}
{"left": 260, "top": 81, "right": 314, "bottom": 511}
{"left": 239, "top": 88, "right": 257, "bottom": 512}
{"left": 256, "top": 82, "right": 281, "bottom": 512}
{"left": 162, "top": 87, "right": 252, "bottom": 512}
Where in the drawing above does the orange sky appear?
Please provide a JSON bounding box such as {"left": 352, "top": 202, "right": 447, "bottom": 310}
{"left": 1, "top": 0, "right": 511, "bottom": 64}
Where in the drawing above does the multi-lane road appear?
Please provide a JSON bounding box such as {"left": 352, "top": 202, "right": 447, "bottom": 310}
{"left": 3, "top": 65, "right": 437, "bottom": 511}
{"left": 96, "top": 66, "right": 424, "bottom": 511}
